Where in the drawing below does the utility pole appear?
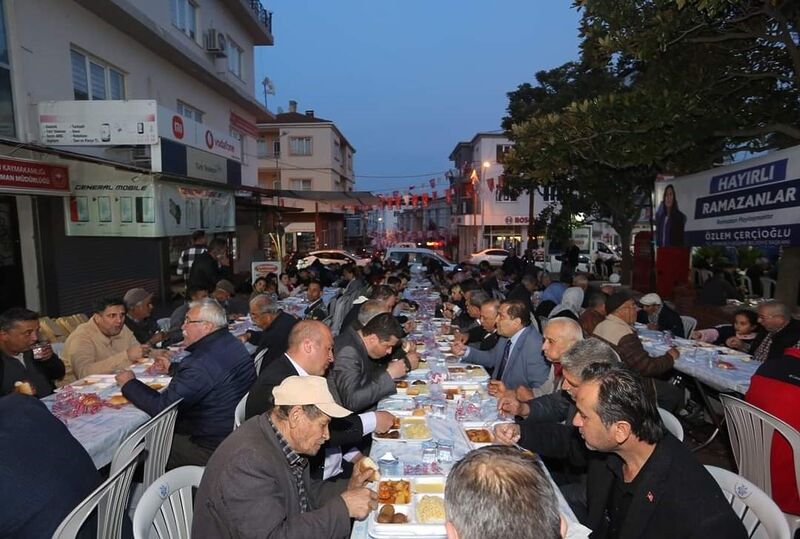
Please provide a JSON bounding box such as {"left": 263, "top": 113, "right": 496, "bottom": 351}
{"left": 527, "top": 184, "right": 536, "bottom": 253}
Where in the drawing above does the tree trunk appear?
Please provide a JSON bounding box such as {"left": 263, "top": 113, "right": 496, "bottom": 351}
{"left": 775, "top": 246, "right": 800, "bottom": 311}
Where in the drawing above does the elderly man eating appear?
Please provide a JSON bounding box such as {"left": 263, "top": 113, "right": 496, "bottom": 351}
{"left": 192, "top": 375, "right": 377, "bottom": 539}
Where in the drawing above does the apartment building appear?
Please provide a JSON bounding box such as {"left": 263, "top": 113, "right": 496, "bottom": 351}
{"left": 257, "top": 101, "right": 356, "bottom": 253}
{"left": 449, "top": 133, "right": 555, "bottom": 262}
{"left": 0, "top": 0, "right": 274, "bottom": 314}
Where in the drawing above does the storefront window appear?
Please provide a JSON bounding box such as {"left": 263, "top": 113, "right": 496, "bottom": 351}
{"left": 483, "top": 226, "right": 523, "bottom": 254}
{"left": 0, "top": 1, "right": 15, "bottom": 137}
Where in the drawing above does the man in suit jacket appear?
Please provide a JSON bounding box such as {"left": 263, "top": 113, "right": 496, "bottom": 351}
{"left": 332, "top": 312, "right": 407, "bottom": 412}
{"left": 244, "top": 294, "right": 299, "bottom": 368}
{"left": 572, "top": 364, "right": 746, "bottom": 539}
{"left": 745, "top": 300, "right": 800, "bottom": 362}
{"left": 192, "top": 376, "right": 376, "bottom": 539}
{"left": 0, "top": 308, "right": 65, "bottom": 398}
{"left": 304, "top": 280, "right": 328, "bottom": 321}
{"left": 472, "top": 298, "right": 500, "bottom": 351}
{"left": 453, "top": 299, "right": 551, "bottom": 396}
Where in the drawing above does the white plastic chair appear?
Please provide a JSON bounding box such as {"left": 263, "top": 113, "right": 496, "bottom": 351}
{"left": 760, "top": 277, "right": 777, "bottom": 299}
{"left": 52, "top": 444, "right": 144, "bottom": 539}
{"left": 705, "top": 465, "right": 791, "bottom": 539}
{"left": 658, "top": 407, "right": 684, "bottom": 442}
{"left": 234, "top": 392, "right": 249, "bottom": 428}
{"left": 132, "top": 465, "right": 205, "bottom": 539}
{"left": 680, "top": 316, "right": 697, "bottom": 339}
{"left": 720, "top": 395, "right": 800, "bottom": 535}
{"left": 111, "top": 399, "right": 182, "bottom": 488}
{"left": 156, "top": 317, "right": 171, "bottom": 332}
{"left": 253, "top": 348, "right": 268, "bottom": 376}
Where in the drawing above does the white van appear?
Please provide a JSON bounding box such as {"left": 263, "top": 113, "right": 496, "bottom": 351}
{"left": 383, "top": 247, "right": 458, "bottom": 273}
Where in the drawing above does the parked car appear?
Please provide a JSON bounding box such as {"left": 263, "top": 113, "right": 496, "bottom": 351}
{"left": 384, "top": 247, "right": 458, "bottom": 273}
{"left": 297, "top": 249, "right": 369, "bottom": 269}
{"left": 465, "top": 248, "right": 510, "bottom": 267}
{"left": 542, "top": 253, "right": 593, "bottom": 276}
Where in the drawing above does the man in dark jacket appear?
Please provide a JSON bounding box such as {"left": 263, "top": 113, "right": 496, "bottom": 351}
{"left": 746, "top": 300, "right": 800, "bottom": 362}
{"left": 636, "top": 293, "right": 685, "bottom": 338}
{"left": 0, "top": 308, "right": 65, "bottom": 397}
{"left": 244, "top": 293, "right": 299, "bottom": 368}
{"left": 303, "top": 280, "right": 328, "bottom": 321}
{"left": 187, "top": 238, "right": 232, "bottom": 293}
{"left": 0, "top": 394, "right": 101, "bottom": 539}
{"left": 116, "top": 298, "right": 255, "bottom": 468}
{"left": 570, "top": 365, "right": 746, "bottom": 539}
{"left": 332, "top": 313, "right": 407, "bottom": 412}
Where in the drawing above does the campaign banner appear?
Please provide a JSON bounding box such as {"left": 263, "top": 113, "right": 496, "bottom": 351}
{"left": 654, "top": 145, "right": 800, "bottom": 247}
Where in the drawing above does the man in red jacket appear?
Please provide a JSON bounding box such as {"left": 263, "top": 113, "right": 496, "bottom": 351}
{"left": 745, "top": 344, "right": 800, "bottom": 515}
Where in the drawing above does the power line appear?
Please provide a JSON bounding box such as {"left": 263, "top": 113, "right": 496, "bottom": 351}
{"left": 354, "top": 170, "right": 451, "bottom": 179}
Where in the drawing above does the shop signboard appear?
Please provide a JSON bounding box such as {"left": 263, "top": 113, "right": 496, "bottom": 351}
{"left": 64, "top": 173, "right": 234, "bottom": 237}
{"left": 0, "top": 156, "right": 70, "bottom": 194}
{"left": 251, "top": 261, "right": 281, "bottom": 281}
{"left": 38, "top": 100, "right": 158, "bottom": 146}
{"left": 157, "top": 106, "right": 240, "bottom": 162}
{"left": 654, "top": 145, "right": 800, "bottom": 247}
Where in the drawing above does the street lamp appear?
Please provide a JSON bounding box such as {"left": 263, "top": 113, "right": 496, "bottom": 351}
{"left": 480, "top": 161, "right": 491, "bottom": 249}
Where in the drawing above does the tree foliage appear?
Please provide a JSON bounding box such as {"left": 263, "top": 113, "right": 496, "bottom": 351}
{"left": 502, "top": 0, "right": 800, "bottom": 282}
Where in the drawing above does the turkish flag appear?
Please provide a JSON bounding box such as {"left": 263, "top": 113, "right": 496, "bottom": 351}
{"left": 445, "top": 188, "right": 452, "bottom": 203}
{"left": 422, "top": 193, "right": 429, "bottom": 207}
{"left": 412, "top": 194, "right": 419, "bottom": 207}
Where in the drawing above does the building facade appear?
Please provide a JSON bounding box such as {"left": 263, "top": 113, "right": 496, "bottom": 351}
{"left": 0, "top": 0, "right": 274, "bottom": 314}
{"left": 449, "top": 133, "right": 555, "bottom": 262}
{"left": 256, "top": 101, "right": 355, "bottom": 254}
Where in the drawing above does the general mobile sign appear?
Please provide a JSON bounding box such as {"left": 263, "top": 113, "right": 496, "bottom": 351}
{"left": 654, "top": 145, "right": 800, "bottom": 247}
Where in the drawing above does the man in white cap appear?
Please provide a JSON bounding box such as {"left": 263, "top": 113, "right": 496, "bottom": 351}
{"left": 193, "top": 375, "right": 378, "bottom": 539}
{"left": 636, "top": 293, "right": 685, "bottom": 338}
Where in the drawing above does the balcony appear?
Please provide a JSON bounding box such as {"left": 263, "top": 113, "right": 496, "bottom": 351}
{"left": 230, "top": 0, "right": 275, "bottom": 45}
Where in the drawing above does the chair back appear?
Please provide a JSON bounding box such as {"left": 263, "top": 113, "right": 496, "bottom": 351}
{"left": 658, "top": 407, "right": 684, "bottom": 442}
{"left": 132, "top": 465, "right": 205, "bottom": 539}
{"left": 705, "top": 465, "right": 791, "bottom": 539}
{"left": 52, "top": 444, "right": 145, "bottom": 539}
{"left": 253, "top": 348, "right": 268, "bottom": 376}
{"left": 111, "top": 399, "right": 182, "bottom": 488}
{"left": 156, "top": 317, "right": 171, "bottom": 332}
{"left": 720, "top": 395, "right": 800, "bottom": 500}
{"left": 234, "top": 392, "right": 249, "bottom": 429}
{"left": 760, "top": 277, "right": 776, "bottom": 299}
{"left": 680, "top": 316, "right": 697, "bottom": 338}
{"left": 39, "top": 316, "right": 68, "bottom": 343}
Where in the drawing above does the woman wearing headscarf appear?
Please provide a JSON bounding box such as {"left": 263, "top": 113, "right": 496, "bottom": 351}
{"left": 548, "top": 286, "right": 584, "bottom": 321}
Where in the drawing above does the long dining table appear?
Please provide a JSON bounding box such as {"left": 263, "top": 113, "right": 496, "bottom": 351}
{"left": 349, "top": 280, "right": 591, "bottom": 539}
{"left": 636, "top": 323, "right": 759, "bottom": 450}
{"left": 41, "top": 361, "right": 171, "bottom": 469}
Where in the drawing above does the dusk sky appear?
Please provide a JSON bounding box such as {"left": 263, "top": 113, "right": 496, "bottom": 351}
{"left": 254, "top": 1, "right": 582, "bottom": 194}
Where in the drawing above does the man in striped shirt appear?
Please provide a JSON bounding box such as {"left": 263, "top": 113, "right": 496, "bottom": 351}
{"left": 176, "top": 230, "right": 207, "bottom": 282}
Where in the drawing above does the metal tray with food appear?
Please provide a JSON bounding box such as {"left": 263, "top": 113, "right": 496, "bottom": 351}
{"left": 373, "top": 416, "right": 432, "bottom": 443}
{"left": 368, "top": 477, "right": 447, "bottom": 538}
{"left": 445, "top": 364, "right": 489, "bottom": 382}
{"left": 396, "top": 380, "right": 431, "bottom": 397}
{"left": 460, "top": 421, "right": 497, "bottom": 448}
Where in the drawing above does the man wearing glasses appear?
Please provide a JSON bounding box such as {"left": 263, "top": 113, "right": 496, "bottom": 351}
{"left": 738, "top": 301, "right": 800, "bottom": 362}
{"left": 115, "top": 298, "right": 255, "bottom": 468}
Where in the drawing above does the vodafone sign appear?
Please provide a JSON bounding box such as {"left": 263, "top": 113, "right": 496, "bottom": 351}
{"left": 157, "top": 106, "right": 240, "bottom": 161}
{"left": 172, "top": 115, "right": 184, "bottom": 140}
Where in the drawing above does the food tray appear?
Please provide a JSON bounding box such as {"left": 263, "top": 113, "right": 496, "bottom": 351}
{"left": 445, "top": 364, "right": 489, "bottom": 382}
{"left": 369, "top": 477, "right": 447, "bottom": 538}
{"left": 460, "top": 420, "right": 499, "bottom": 448}
{"left": 396, "top": 380, "right": 431, "bottom": 397}
{"left": 373, "top": 416, "right": 432, "bottom": 443}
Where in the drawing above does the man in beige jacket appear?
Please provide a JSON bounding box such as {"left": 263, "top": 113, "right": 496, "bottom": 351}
{"left": 62, "top": 298, "right": 148, "bottom": 382}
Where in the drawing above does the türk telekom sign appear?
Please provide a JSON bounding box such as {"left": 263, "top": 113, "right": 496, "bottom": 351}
{"left": 0, "top": 156, "right": 70, "bottom": 194}
{"left": 157, "top": 106, "right": 240, "bottom": 161}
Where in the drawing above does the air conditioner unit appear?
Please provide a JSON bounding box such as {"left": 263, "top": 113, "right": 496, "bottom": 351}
{"left": 205, "top": 29, "right": 228, "bottom": 57}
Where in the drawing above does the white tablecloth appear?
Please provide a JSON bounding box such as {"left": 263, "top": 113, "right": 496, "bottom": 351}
{"left": 637, "top": 327, "right": 758, "bottom": 394}
{"left": 42, "top": 363, "right": 171, "bottom": 468}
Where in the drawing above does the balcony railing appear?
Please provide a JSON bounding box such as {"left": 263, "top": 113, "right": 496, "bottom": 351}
{"left": 248, "top": 0, "right": 273, "bottom": 33}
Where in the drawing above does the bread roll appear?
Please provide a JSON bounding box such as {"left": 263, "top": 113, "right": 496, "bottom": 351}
{"left": 357, "top": 456, "right": 380, "bottom": 482}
